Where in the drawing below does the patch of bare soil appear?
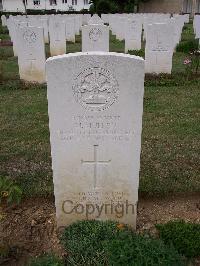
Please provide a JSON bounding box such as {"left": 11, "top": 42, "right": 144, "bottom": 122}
{"left": 0, "top": 194, "right": 199, "bottom": 266}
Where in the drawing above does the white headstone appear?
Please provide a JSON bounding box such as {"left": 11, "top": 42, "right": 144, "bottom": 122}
{"left": 17, "top": 26, "right": 46, "bottom": 83}
{"left": 101, "top": 14, "right": 109, "bottom": 24}
{"left": 49, "top": 19, "right": 66, "bottom": 56}
{"left": 65, "top": 17, "right": 76, "bottom": 43}
{"left": 143, "top": 14, "right": 171, "bottom": 41}
{"left": 145, "top": 23, "right": 174, "bottom": 74}
{"left": 116, "top": 17, "right": 126, "bottom": 41}
{"left": 74, "top": 15, "right": 81, "bottom": 35}
{"left": 46, "top": 52, "right": 144, "bottom": 229}
{"left": 183, "top": 14, "right": 190, "bottom": 24}
{"left": 82, "top": 24, "right": 109, "bottom": 52}
{"left": 108, "top": 14, "right": 116, "bottom": 34}
{"left": 1, "top": 15, "right": 7, "bottom": 27}
{"left": 194, "top": 15, "right": 200, "bottom": 39}
{"left": 125, "top": 18, "right": 142, "bottom": 52}
{"left": 88, "top": 14, "right": 104, "bottom": 25}
{"left": 83, "top": 14, "right": 92, "bottom": 25}
{"left": 173, "top": 15, "right": 184, "bottom": 42}
{"left": 169, "top": 18, "right": 180, "bottom": 49}
{"left": 7, "top": 18, "right": 23, "bottom": 57}
{"left": 39, "top": 18, "right": 49, "bottom": 43}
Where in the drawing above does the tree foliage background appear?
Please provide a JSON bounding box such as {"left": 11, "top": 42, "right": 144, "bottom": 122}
{"left": 89, "top": 0, "right": 145, "bottom": 13}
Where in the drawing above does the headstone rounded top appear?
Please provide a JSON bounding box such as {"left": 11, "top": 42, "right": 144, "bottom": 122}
{"left": 46, "top": 51, "right": 144, "bottom": 63}
{"left": 88, "top": 14, "right": 104, "bottom": 25}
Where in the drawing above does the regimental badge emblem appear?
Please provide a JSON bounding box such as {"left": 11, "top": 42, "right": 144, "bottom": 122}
{"left": 73, "top": 67, "right": 119, "bottom": 112}
{"left": 89, "top": 28, "right": 102, "bottom": 42}
{"left": 23, "top": 30, "right": 37, "bottom": 44}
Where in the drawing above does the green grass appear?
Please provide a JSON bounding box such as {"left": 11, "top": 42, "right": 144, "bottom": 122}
{"left": 0, "top": 25, "right": 10, "bottom": 40}
{"left": 156, "top": 220, "right": 200, "bottom": 258}
{"left": 0, "top": 23, "right": 199, "bottom": 197}
{"left": 181, "top": 22, "right": 195, "bottom": 42}
{"left": 140, "top": 83, "right": 200, "bottom": 195}
{"left": 61, "top": 220, "right": 184, "bottom": 266}
{"left": 28, "top": 254, "right": 65, "bottom": 266}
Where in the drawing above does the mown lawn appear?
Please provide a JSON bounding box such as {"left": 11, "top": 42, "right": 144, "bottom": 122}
{"left": 0, "top": 22, "right": 199, "bottom": 197}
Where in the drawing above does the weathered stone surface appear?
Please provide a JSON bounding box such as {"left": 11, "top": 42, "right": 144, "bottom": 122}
{"left": 49, "top": 18, "right": 66, "bottom": 56}
{"left": 125, "top": 18, "right": 142, "bottom": 52}
{"left": 88, "top": 14, "right": 104, "bottom": 25}
{"left": 46, "top": 52, "right": 144, "bottom": 229}
{"left": 145, "top": 23, "right": 174, "bottom": 74}
{"left": 82, "top": 24, "right": 109, "bottom": 52}
{"left": 17, "top": 26, "right": 46, "bottom": 83}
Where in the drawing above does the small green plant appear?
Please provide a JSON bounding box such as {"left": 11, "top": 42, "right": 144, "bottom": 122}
{"left": 28, "top": 254, "right": 64, "bottom": 266}
{"left": 176, "top": 39, "right": 199, "bottom": 53}
{"left": 62, "top": 220, "right": 184, "bottom": 265}
{"left": 156, "top": 220, "right": 200, "bottom": 258}
{"left": 190, "top": 49, "right": 200, "bottom": 74}
{"left": 183, "top": 49, "right": 200, "bottom": 79}
{"left": 0, "top": 176, "right": 22, "bottom": 205}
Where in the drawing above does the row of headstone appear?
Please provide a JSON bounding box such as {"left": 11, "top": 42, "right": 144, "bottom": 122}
{"left": 0, "top": 13, "right": 192, "bottom": 229}
{"left": 84, "top": 13, "right": 188, "bottom": 74}
{"left": 108, "top": 13, "right": 187, "bottom": 51}
{"left": 6, "top": 16, "right": 46, "bottom": 82}
{"left": 45, "top": 11, "right": 192, "bottom": 229}
{"left": 2, "top": 13, "right": 145, "bottom": 230}
{"left": 5, "top": 14, "right": 92, "bottom": 83}
{"left": 2, "top": 12, "right": 191, "bottom": 82}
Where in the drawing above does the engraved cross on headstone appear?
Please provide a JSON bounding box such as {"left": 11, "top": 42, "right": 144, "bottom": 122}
{"left": 28, "top": 54, "right": 36, "bottom": 75}
{"left": 81, "top": 145, "right": 111, "bottom": 189}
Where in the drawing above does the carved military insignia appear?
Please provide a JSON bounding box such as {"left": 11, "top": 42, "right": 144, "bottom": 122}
{"left": 73, "top": 67, "right": 119, "bottom": 112}
{"left": 89, "top": 28, "right": 102, "bottom": 42}
{"left": 23, "top": 30, "right": 37, "bottom": 44}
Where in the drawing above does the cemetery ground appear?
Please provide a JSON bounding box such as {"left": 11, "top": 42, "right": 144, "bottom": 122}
{"left": 0, "top": 21, "right": 200, "bottom": 265}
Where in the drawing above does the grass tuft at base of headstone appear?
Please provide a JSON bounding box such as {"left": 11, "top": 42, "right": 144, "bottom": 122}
{"left": 61, "top": 220, "right": 185, "bottom": 266}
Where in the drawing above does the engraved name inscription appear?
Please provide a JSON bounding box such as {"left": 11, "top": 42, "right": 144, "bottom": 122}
{"left": 58, "top": 115, "right": 134, "bottom": 142}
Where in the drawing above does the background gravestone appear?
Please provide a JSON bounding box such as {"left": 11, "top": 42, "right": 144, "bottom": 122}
{"left": 82, "top": 24, "right": 109, "bottom": 52}
{"left": 125, "top": 18, "right": 142, "bottom": 52}
{"left": 88, "top": 14, "right": 104, "bottom": 25}
{"left": 145, "top": 23, "right": 174, "bottom": 74}
{"left": 49, "top": 19, "right": 66, "bottom": 56}
{"left": 65, "top": 17, "right": 76, "bottom": 43}
{"left": 17, "top": 26, "right": 46, "bottom": 83}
